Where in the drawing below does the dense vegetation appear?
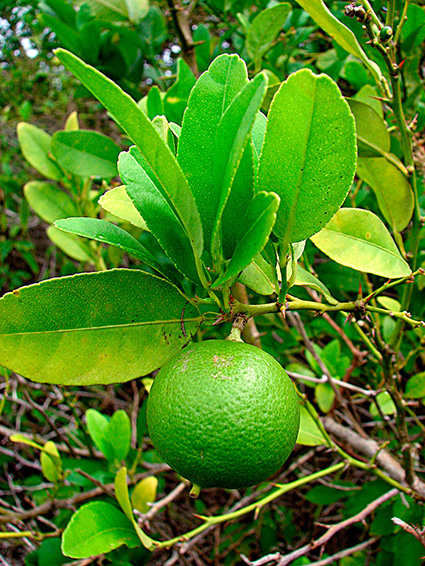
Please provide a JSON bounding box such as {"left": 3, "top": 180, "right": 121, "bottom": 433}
{"left": 1, "top": 1, "right": 425, "bottom": 565}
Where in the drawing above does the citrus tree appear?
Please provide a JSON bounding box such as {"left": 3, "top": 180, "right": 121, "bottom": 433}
{"left": 1, "top": 0, "right": 425, "bottom": 563}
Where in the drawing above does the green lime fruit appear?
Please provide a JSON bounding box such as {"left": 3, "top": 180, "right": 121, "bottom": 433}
{"left": 147, "top": 339, "right": 300, "bottom": 489}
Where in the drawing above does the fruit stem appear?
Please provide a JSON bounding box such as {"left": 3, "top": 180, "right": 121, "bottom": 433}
{"left": 189, "top": 483, "right": 202, "bottom": 498}
{"left": 226, "top": 314, "right": 248, "bottom": 342}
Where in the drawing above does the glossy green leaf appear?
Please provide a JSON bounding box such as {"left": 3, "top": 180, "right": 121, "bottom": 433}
{"left": 54, "top": 218, "right": 172, "bottom": 279}
{"left": 258, "top": 69, "right": 356, "bottom": 248}
{"left": 238, "top": 254, "right": 277, "bottom": 296}
{"left": 221, "top": 144, "right": 255, "bottom": 259}
{"left": 356, "top": 158, "right": 414, "bottom": 232}
{"left": 0, "top": 269, "right": 201, "bottom": 385}
{"left": 295, "top": 0, "right": 382, "bottom": 84}
{"left": 40, "top": 441, "right": 63, "bottom": 483}
{"left": 54, "top": 49, "right": 203, "bottom": 259}
{"left": 99, "top": 186, "right": 147, "bottom": 229}
{"left": 131, "top": 477, "right": 158, "bottom": 514}
{"left": 146, "top": 86, "right": 164, "bottom": 121}
{"left": 246, "top": 3, "right": 291, "bottom": 60}
{"left": 118, "top": 151, "right": 200, "bottom": 284}
{"left": 61, "top": 502, "right": 140, "bottom": 558}
{"left": 252, "top": 111, "right": 267, "bottom": 172}
{"left": 152, "top": 115, "right": 175, "bottom": 154}
{"left": 79, "top": 0, "right": 127, "bottom": 21}
{"left": 115, "top": 468, "right": 155, "bottom": 549}
{"left": 177, "top": 54, "right": 249, "bottom": 250}
{"left": 163, "top": 58, "right": 196, "bottom": 124}
{"left": 405, "top": 372, "right": 425, "bottom": 399}
{"left": 296, "top": 405, "right": 326, "bottom": 446}
{"left": 212, "top": 191, "right": 280, "bottom": 289}
{"left": 347, "top": 99, "right": 390, "bottom": 157}
{"left": 51, "top": 130, "right": 121, "bottom": 178}
{"left": 24, "top": 181, "right": 78, "bottom": 223}
{"left": 211, "top": 72, "right": 268, "bottom": 264}
{"left": 311, "top": 208, "right": 411, "bottom": 278}
{"left": 47, "top": 226, "right": 92, "bottom": 262}
{"left": 17, "top": 123, "right": 62, "bottom": 180}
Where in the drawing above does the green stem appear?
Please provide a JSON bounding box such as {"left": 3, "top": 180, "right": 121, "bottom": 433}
{"left": 154, "top": 462, "right": 346, "bottom": 549}
{"left": 385, "top": 0, "right": 396, "bottom": 28}
{"left": 393, "top": 0, "right": 410, "bottom": 45}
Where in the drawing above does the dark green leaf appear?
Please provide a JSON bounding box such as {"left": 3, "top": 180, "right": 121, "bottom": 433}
{"left": 163, "top": 59, "right": 196, "bottom": 124}
{"left": 212, "top": 191, "right": 279, "bottom": 288}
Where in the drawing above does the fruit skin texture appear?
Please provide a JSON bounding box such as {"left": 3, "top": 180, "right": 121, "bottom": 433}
{"left": 147, "top": 339, "right": 300, "bottom": 489}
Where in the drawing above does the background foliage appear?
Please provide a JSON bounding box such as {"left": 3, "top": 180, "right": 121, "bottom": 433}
{"left": 1, "top": 0, "right": 425, "bottom": 565}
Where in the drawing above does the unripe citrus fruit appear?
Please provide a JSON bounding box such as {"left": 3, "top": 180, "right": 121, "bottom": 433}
{"left": 147, "top": 339, "right": 300, "bottom": 489}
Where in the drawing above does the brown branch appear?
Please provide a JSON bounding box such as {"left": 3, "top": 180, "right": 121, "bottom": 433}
{"left": 275, "top": 489, "right": 397, "bottom": 565}
{"left": 0, "top": 464, "right": 170, "bottom": 525}
{"left": 323, "top": 417, "right": 425, "bottom": 498}
{"left": 166, "top": 0, "right": 199, "bottom": 77}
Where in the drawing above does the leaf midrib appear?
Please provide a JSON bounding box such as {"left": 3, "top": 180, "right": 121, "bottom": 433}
{"left": 318, "top": 228, "right": 402, "bottom": 261}
{"left": 2, "top": 317, "right": 202, "bottom": 337}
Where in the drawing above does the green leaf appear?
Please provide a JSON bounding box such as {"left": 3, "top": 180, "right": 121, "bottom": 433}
{"left": 370, "top": 391, "right": 396, "bottom": 418}
{"left": 108, "top": 412, "right": 131, "bottom": 462}
{"left": 65, "top": 111, "right": 79, "bottom": 131}
{"left": 146, "top": 86, "right": 164, "bottom": 121}
{"left": 17, "top": 123, "right": 62, "bottom": 181}
{"left": 131, "top": 477, "right": 158, "bottom": 514}
{"left": 347, "top": 99, "right": 390, "bottom": 157}
{"left": 54, "top": 218, "right": 173, "bottom": 280}
{"left": 246, "top": 3, "right": 291, "bottom": 61}
{"left": 296, "top": 405, "right": 326, "bottom": 446}
{"left": 118, "top": 151, "right": 201, "bottom": 284}
{"left": 163, "top": 58, "right": 196, "bottom": 124}
{"left": 356, "top": 158, "right": 414, "bottom": 232}
{"left": 315, "top": 383, "right": 335, "bottom": 413}
{"left": 212, "top": 191, "right": 280, "bottom": 288}
{"left": 86, "top": 409, "right": 113, "bottom": 461}
{"left": 238, "top": 253, "right": 277, "bottom": 296}
{"left": 61, "top": 502, "right": 141, "bottom": 558}
{"left": 295, "top": 0, "right": 383, "bottom": 84}
{"left": 47, "top": 226, "right": 92, "bottom": 262}
{"left": 258, "top": 69, "right": 356, "bottom": 249}
{"left": 353, "top": 84, "right": 383, "bottom": 117}
{"left": 10, "top": 434, "right": 43, "bottom": 451}
{"left": 41, "top": 441, "right": 63, "bottom": 483}
{"left": 211, "top": 72, "right": 268, "bottom": 264}
{"left": 0, "top": 269, "right": 202, "bottom": 385}
{"left": 252, "top": 111, "right": 267, "bottom": 173}
{"left": 311, "top": 208, "right": 412, "bottom": 278}
{"left": 51, "top": 131, "right": 121, "bottom": 178}
{"left": 99, "top": 186, "right": 147, "bottom": 230}
{"left": 86, "top": 409, "right": 131, "bottom": 463}
{"left": 54, "top": 49, "right": 203, "bottom": 260}
{"left": 177, "top": 53, "right": 249, "bottom": 251}
{"left": 115, "top": 468, "right": 155, "bottom": 549}
{"left": 24, "top": 181, "right": 79, "bottom": 223}
{"left": 405, "top": 372, "right": 425, "bottom": 399}
{"left": 293, "top": 265, "right": 337, "bottom": 305}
